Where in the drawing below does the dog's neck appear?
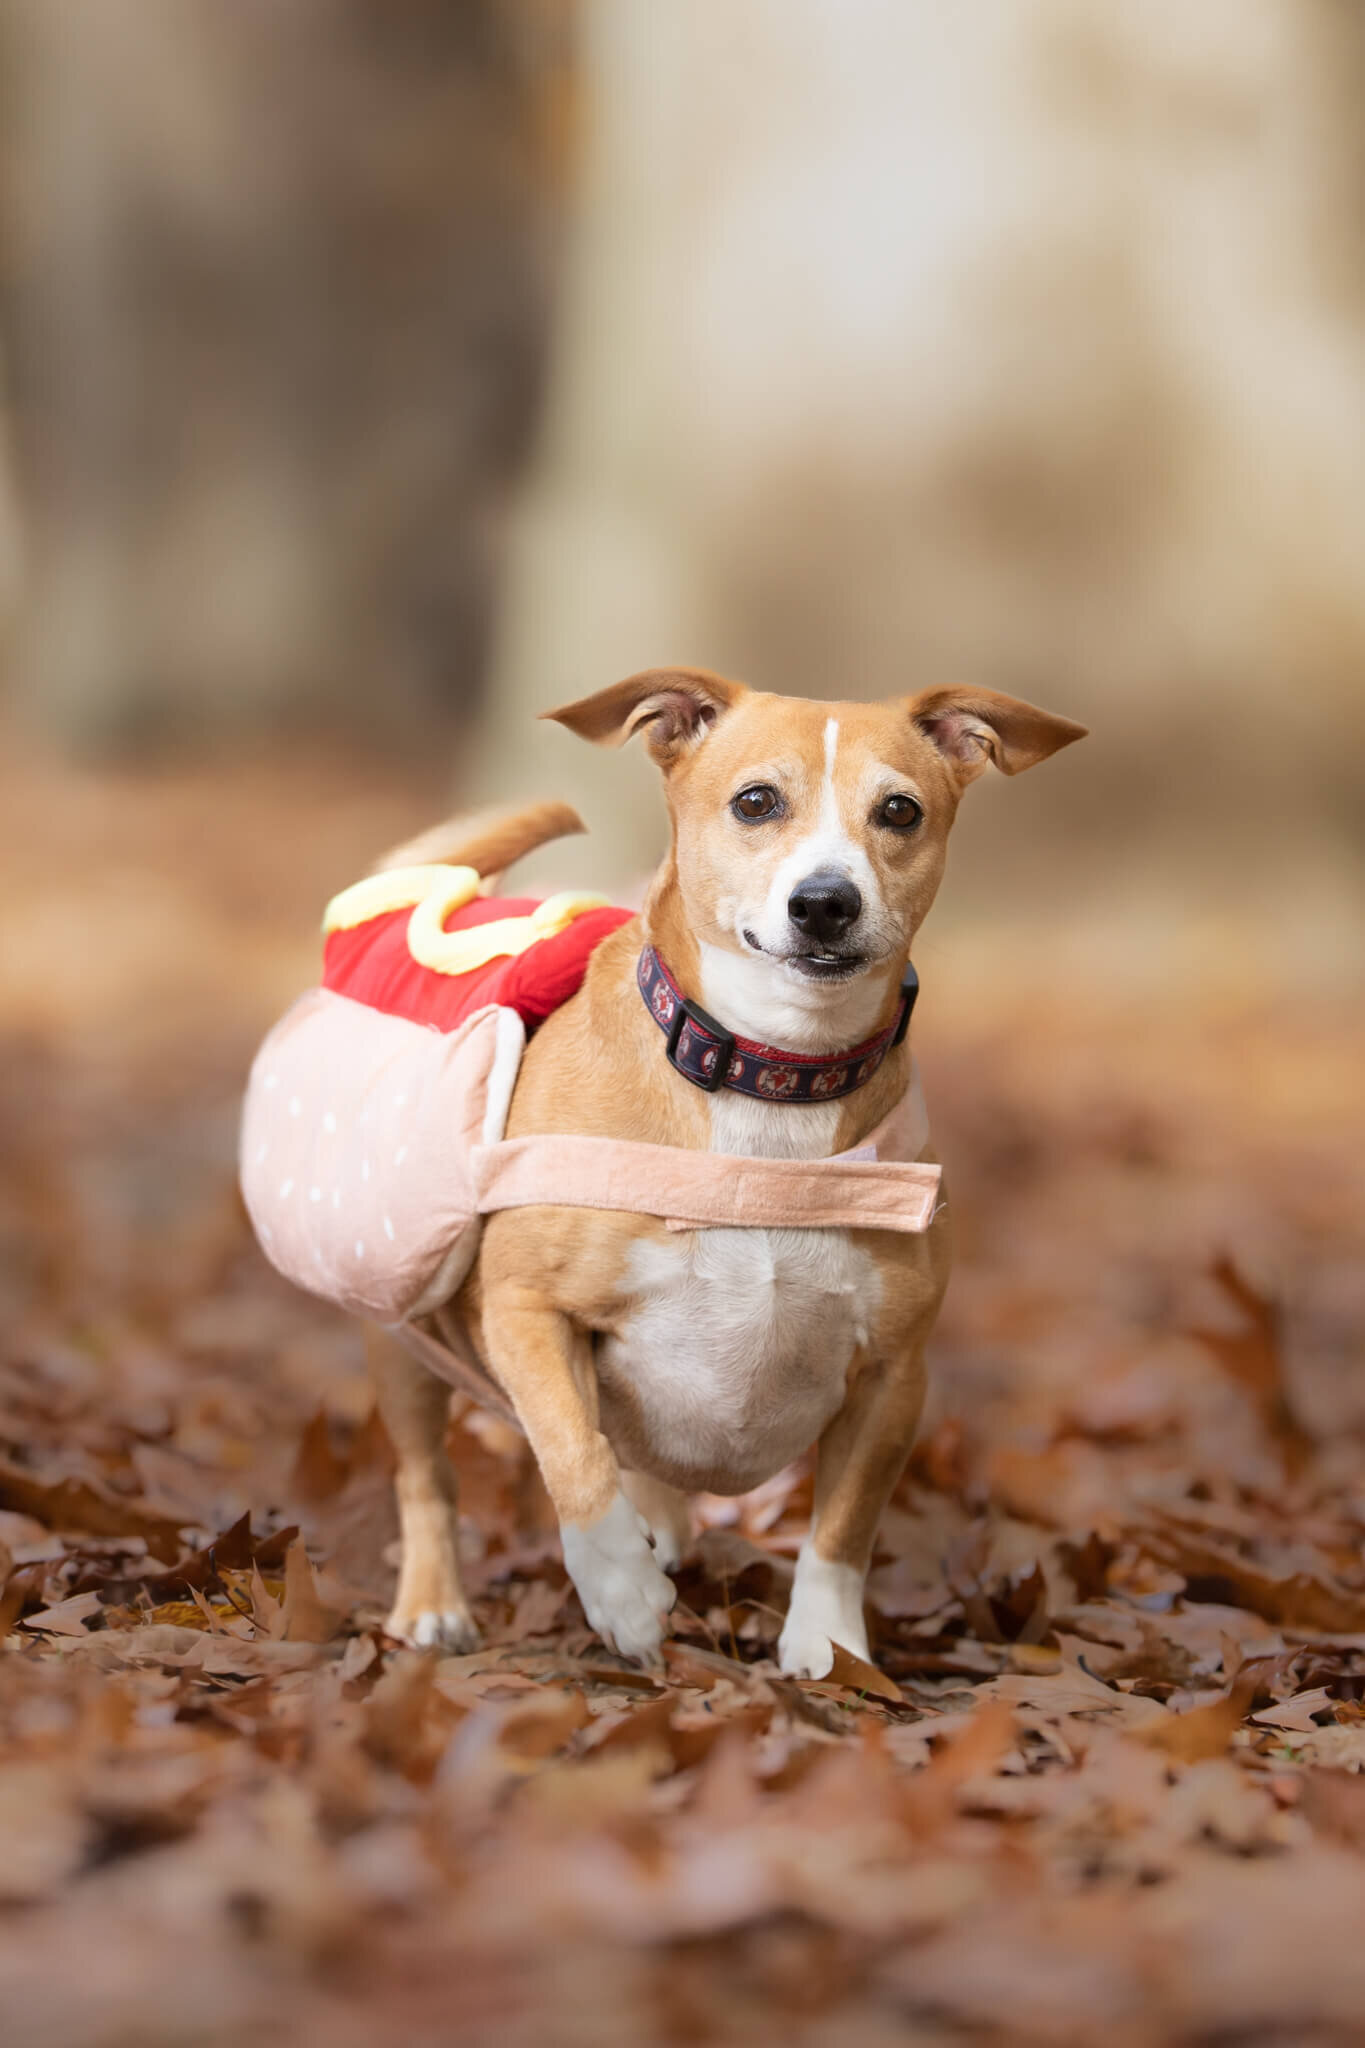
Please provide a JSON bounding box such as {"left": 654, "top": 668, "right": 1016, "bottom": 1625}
{"left": 695, "top": 943, "right": 896, "bottom": 1054}
{"left": 643, "top": 849, "right": 901, "bottom": 1055}
{"left": 622, "top": 856, "right": 916, "bottom": 1163}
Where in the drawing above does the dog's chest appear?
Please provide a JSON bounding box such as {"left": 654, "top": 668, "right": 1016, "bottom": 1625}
{"left": 597, "top": 1097, "right": 881, "bottom": 1493}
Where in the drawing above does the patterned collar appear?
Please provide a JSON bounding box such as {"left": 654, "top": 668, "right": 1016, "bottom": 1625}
{"left": 636, "top": 945, "right": 917, "bottom": 1103}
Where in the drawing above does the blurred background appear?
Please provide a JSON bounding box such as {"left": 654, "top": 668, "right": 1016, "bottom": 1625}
{"left": 1, "top": 8, "right": 1365, "bottom": 2036}
{"left": 0, "top": 0, "right": 1362, "bottom": 1504}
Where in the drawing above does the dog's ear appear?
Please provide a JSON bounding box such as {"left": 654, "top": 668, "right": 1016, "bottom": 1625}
{"left": 543, "top": 667, "right": 744, "bottom": 768}
{"left": 908, "top": 686, "right": 1087, "bottom": 787}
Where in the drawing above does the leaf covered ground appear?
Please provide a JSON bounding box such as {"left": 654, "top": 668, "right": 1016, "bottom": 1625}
{"left": 1, "top": 731, "right": 1363, "bottom": 2047}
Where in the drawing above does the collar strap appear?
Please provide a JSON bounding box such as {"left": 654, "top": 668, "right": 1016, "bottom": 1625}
{"left": 637, "top": 946, "right": 917, "bottom": 1102}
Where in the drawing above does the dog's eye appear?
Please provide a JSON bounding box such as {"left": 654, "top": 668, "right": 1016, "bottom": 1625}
{"left": 877, "top": 793, "right": 923, "bottom": 830}
{"left": 732, "top": 785, "right": 781, "bottom": 822}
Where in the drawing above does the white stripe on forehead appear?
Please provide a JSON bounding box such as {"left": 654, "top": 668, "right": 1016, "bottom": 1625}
{"left": 760, "top": 709, "right": 877, "bottom": 926}
{"left": 820, "top": 718, "right": 840, "bottom": 832}
{"left": 711, "top": 707, "right": 895, "bottom": 1041}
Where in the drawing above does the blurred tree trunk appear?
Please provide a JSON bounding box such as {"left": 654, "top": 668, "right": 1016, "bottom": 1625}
{"left": 478, "top": 0, "right": 1365, "bottom": 906}
{"left": 0, "top": 0, "right": 575, "bottom": 755}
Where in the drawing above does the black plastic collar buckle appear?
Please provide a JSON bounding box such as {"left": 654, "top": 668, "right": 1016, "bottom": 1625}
{"left": 666, "top": 993, "right": 736, "bottom": 1092}
{"left": 890, "top": 963, "right": 919, "bottom": 1048}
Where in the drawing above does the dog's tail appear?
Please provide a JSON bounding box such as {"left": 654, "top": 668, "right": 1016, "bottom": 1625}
{"left": 369, "top": 801, "right": 587, "bottom": 891}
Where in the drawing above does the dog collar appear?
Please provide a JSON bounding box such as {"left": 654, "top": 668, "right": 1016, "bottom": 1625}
{"left": 637, "top": 945, "right": 917, "bottom": 1102}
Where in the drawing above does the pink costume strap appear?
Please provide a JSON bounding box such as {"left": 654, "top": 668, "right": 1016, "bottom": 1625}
{"left": 387, "top": 1073, "right": 937, "bottom": 1418}
{"left": 468, "top": 1078, "right": 940, "bottom": 1236}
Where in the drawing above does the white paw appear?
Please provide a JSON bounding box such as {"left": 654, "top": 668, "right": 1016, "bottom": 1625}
{"left": 562, "top": 1492, "right": 677, "bottom": 1664}
{"left": 777, "top": 1619, "right": 838, "bottom": 1681}
{"left": 389, "top": 1606, "right": 480, "bottom": 1654}
{"left": 777, "top": 1547, "right": 869, "bottom": 1679}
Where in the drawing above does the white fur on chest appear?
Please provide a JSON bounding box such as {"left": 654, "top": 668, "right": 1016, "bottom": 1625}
{"left": 597, "top": 1092, "right": 881, "bottom": 1495}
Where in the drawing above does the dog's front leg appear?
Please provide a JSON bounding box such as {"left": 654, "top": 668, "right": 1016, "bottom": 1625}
{"left": 778, "top": 1343, "right": 928, "bottom": 1680}
{"left": 480, "top": 1284, "right": 676, "bottom": 1663}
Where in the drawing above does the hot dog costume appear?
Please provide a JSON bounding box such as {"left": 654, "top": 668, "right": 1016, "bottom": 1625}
{"left": 240, "top": 864, "right": 941, "bottom": 1417}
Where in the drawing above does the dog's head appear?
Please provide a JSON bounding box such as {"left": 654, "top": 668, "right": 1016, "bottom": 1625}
{"left": 547, "top": 668, "right": 1085, "bottom": 1034}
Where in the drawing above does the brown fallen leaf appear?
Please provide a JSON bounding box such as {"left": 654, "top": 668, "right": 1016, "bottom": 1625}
{"left": 0, "top": 1463, "right": 183, "bottom": 1559}
{"left": 53, "top": 1621, "right": 328, "bottom": 1677}
{"left": 0, "top": 1560, "right": 45, "bottom": 1640}
{"left": 515, "top": 1745, "right": 661, "bottom": 1827}
{"left": 20, "top": 1590, "right": 103, "bottom": 1636}
{"left": 496, "top": 1688, "right": 591, "bottom": 1762}
{"left": 1135, "top": 1666, "right": 1263, "bottom": 1762}
{"left": 1007, "top": 1642, "right": 1063, "bottom": 1675}
{"left": 898, "top": 1701, "right": 1020, "bottom": 1835}
{"left": 816, "top": 1641, "right": 906, "bottom": 1704}
{"left": 363, "top": 1651, "right": 459, "bottom": 1779}
{"left": 584, "top": 1693, "right": 675, "bottom": 1762}
{"left": 135, "top": 1513, "right": 299, "bottom": 1605}
{"left": 249, "top": 1559, "right": 289, "bottom": 1642}
{"left": 1188, "top": 1256, "right": 1314, "bottom": 1475}
{"left": 670, "top": 1697, "right": 774, "bottom": 1772}
{"left": 977, "top": 1663, "right": 1169, "bottom": 1728}
{"left": 1250, "top": 1687, "right": 1337, "bottom": 1733}
{"left": 277, "top": 1537, "right": 344, "bottom": 1644}
{"left": 662, "top": 1639, "right": 758, "bottom": 1691}
{"left": 1140, "top": 1512, "right": 1365, "bottom": 1634}
{"left": 501, "top": 1574, "right": 571, "bottom": 1642}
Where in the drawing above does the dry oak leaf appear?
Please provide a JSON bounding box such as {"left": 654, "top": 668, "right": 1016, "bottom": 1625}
{"left": 976, "top": 1662, "right": 1168, "bottom": 1729}
{"left": 1250, "top": 1687, "right": 1338, "bottom": 1734}
{"left": 1134, "top": 1666, "right": 1263, "bottom": 1763}
{"left": 279, "top": 1537, "right": 345, "bottom": 1645}
{"left": 1139, "top": 1512, "right": 1365, "bottom": 1634}
{"left": 661, "top": 1639, "right": 758, "bottom": 1690}
{"left": 64, "top": 1623, "right": 329, "bottom": 1677}
{"left": 1188, "top": 1255, "right": 1314, "bottom": 1474}
{"left": 807, "top": 1641, "right": 906, "bottom": 1705}
{"left": 495, "top": 1687, "right": 592, "bottom": 1763}
{"left": 20, "top": 1590, "right": 103, "bottom": 1636}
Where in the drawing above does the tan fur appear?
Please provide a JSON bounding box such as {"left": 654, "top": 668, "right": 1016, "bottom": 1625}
{"left": 371, "top": 800, "right": 586, "bottom": 890}
{"left": 376, "top": 669, "right": 1085, "bottom": 1667}
{"left": 367, "top": 1325, "right": 478, "bottom": 1652}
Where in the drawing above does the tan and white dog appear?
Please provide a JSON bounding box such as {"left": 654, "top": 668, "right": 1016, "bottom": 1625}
{"left": 371, "top": 668, "right": 1085, "bottom": 1677}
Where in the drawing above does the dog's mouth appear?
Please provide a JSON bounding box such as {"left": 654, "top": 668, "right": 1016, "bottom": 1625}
{"left": 787, "top": 952, "right": 867, "bottom": 982}
{"left": 741, "top": 930, "right": 870, "bottom": 982}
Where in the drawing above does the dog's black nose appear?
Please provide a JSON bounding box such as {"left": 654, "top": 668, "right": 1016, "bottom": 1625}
{"left": 787, "top": 870, "right": 862, "bottom": 945}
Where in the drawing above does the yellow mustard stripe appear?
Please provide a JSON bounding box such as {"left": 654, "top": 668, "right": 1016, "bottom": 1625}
{"left": 321, "top": 864, "right": 479, "bottom": 935}
{"left": 321, "top": 863, "right": 611, "bottom": 976}
{"left": 406, "top": 888, "right": 612, "bottom": 975}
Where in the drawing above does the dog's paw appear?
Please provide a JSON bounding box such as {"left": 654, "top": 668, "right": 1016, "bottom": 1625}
{"left": 562, "top": 1492, "right": 677, "bottom": 1664}
{"left": 387, "top": 1604, "right": 480, "bottom": 1655}
{"left": 776, "top": 1621, "right": 838, "bottom": 1681}
{"left": 777, "top": 1547, "right": 869, "bottom": 1680}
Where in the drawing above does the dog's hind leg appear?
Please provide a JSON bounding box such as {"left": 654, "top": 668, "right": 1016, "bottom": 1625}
{"left": 367, "top": 1327, "right": 478, "bottom": 1653}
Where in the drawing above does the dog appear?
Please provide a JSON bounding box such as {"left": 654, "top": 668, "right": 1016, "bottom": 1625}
{"left": 359, "top": 667, "right": 1085, "bottom": 1677}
